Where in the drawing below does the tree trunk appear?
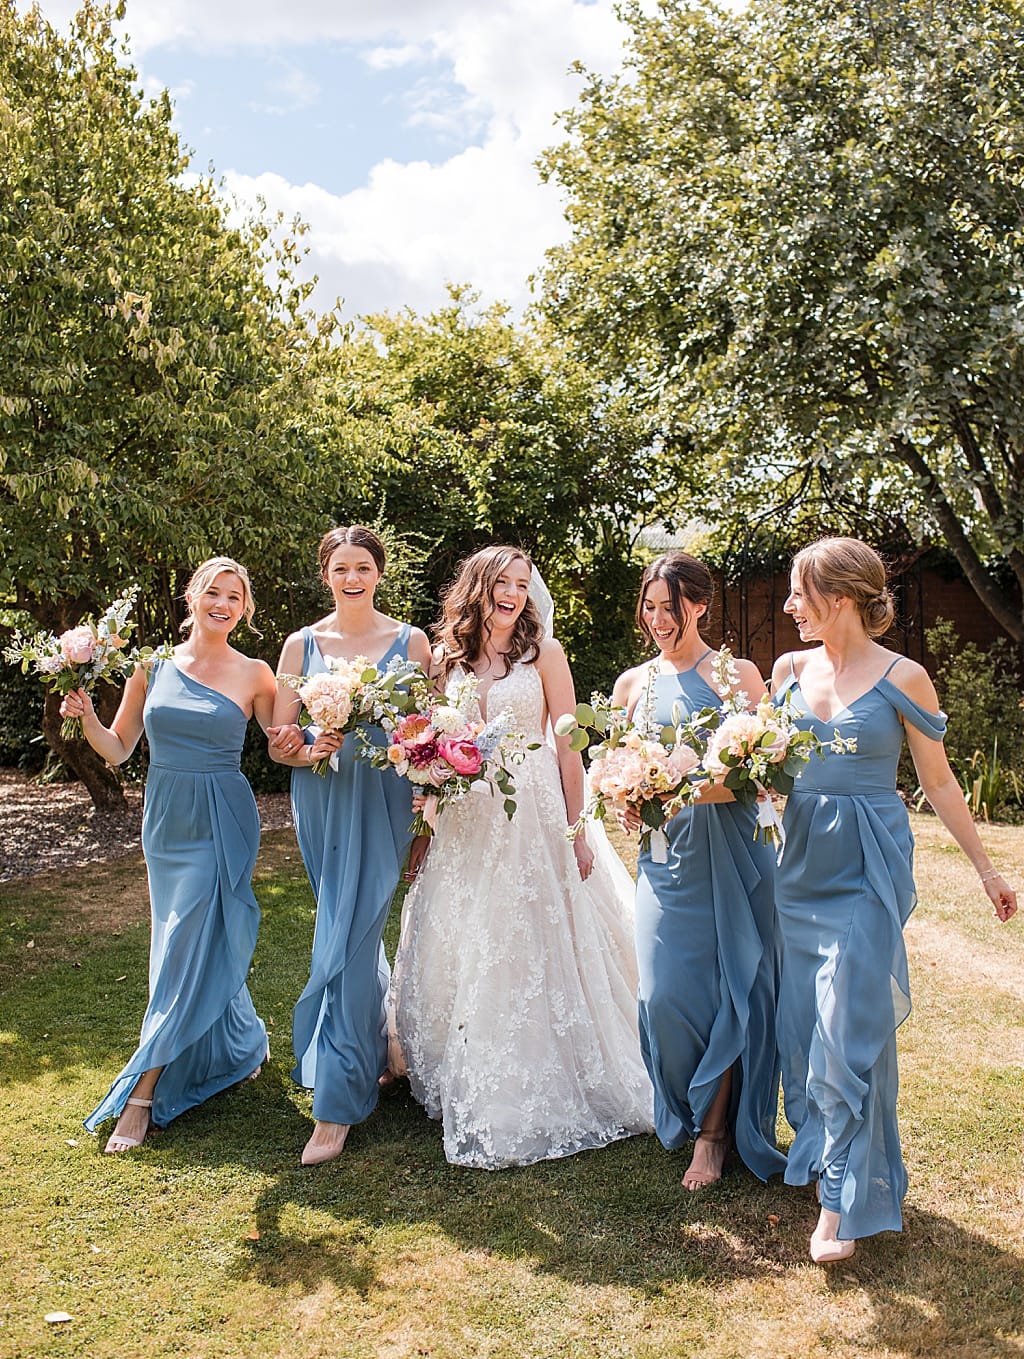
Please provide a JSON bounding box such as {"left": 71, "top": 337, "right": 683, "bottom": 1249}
{"left": 42, "top": 687, "right": 127, "bottom": 811}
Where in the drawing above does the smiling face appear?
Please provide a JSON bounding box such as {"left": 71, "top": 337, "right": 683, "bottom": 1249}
{"left": 640, "top": 579, "right": 706, "bottom": 656}
{"left": 784, "top": 568, "right": 834, "bottom": 641}
{"left": 191, "top": 571, "right": 246, "bottom": 635}
{"left": 487, "top": 556, "right": 532, "bottom": 633}
{"left": 325, "top": 545, "right": 381, "bottom": 607}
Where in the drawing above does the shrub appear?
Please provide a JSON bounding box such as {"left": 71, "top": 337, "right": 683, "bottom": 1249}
{"left": 912, "top": 619, "right": 1024, "bottom": 819}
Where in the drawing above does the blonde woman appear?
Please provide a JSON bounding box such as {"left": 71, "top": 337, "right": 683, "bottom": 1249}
{"left": 772, "top": 537, "right": 1016, "bottom": 1262}
{"left": 62, "top": 558, "right": 277, "bottom": 1153}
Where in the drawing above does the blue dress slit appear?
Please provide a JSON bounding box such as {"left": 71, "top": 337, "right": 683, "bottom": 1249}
{"left": 634, "top": 666, "right": 785, "bottom": 1181}
{"left": 84, "top": 660, "right": 267, "bottom": 1133}
{"left": 774, "top": 661, "right": 946, "bottom": 1238}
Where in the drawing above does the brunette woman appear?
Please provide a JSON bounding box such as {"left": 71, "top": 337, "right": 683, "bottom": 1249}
{"left": 269, "top": 526, "right": 431, "bottom": 1166}
{"left": 613, "top": 552, "right": 785, "bottom": 1191}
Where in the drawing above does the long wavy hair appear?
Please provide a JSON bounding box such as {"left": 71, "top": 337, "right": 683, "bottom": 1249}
{"left": 434, "top": 545, "right": 543, "bottom": 680}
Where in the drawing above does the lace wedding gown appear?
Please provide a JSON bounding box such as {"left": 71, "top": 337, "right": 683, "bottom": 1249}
{"left": 392, "top": 660, "right": 654, "bottom": 1169}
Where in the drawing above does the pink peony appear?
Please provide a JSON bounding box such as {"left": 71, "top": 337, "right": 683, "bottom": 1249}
{"left": 59, "top": 626, "right": 96, "bottom": 665}
{"left": 439, "top": 736, "right": 483, "bottom": 777}
{"left": 394, "top": 712, "right": 432, "bottom": 743}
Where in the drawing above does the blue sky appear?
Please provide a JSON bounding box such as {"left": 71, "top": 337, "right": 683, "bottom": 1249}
{"left": 28, "top": 0, "right": 645, "bottom": 321}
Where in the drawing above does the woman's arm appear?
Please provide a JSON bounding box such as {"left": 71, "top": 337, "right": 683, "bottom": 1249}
{"left": 268, "top": 632, "right": 312, "bottom": 765}
{"left": 896, "top": 660, "right": 1017, "bottom": 922}
{"left": 536, "top": 639, "right": 593, "bottom": 880}
{"left": 248, "top": 659, "right": 280, "bottom": 734}
{"left": 59, "top": 663, "right": 149, "bottom": 765}
{"left": 407, "top": 627, "right": 432, "bottom": 673}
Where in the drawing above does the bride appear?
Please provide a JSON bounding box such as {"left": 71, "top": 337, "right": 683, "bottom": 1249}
{"left": 391, "top": 544, "right": 653, "bottom": 1169}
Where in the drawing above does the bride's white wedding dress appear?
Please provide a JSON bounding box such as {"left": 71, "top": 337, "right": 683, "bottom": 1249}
{"left": 392, "top": 660, "right": 654, "bottom": 1169}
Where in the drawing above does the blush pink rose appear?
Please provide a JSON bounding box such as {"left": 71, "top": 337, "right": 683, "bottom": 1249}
{"left": 426, "top": 758, "right": 456, "bottom": 785}
{"left": 439, "top": 737, "right": 484, "bottom": 777}
{"left": 59, "top": 626, "right": 96, "bottom": 665}
{"left": 666, "top": 743, "right": 701, "bottom": 780}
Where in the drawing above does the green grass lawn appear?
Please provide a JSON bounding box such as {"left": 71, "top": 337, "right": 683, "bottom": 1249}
{"left": 1, "top": 817, "right": 1022, "bottom": 1359}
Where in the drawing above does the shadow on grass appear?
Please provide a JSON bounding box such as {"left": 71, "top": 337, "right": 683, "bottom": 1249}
{"left": 125, "top": 1068, "right": 1024, "bottom": 1359}
{"left": 5, "top": 842, "right": 1023, "bottom": 1355}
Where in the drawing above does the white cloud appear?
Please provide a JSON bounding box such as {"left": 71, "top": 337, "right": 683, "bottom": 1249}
{"left": 364, "top": 43, "right": 427, "bottom": 72}
{"left": 249, "top": 60, "right": 320, "bottom": 117}
{"left": 224, "top": 131, "right": 567, "bottom": 319}
{"left": 25, "top": 0, "right": 640, "bottom": 317}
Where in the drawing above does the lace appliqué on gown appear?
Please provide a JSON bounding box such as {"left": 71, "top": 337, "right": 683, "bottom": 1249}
{"left": 392, "top": 661, "right": 653, "bottom": 1168}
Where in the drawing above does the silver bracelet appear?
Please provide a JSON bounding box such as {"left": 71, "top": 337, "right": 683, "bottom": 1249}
{"left": 980, "top": 870, "right": 1001, "bottom": 884}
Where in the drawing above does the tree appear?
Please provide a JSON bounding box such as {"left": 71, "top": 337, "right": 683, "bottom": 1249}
{"left": 540, "top": 0, "right": 1024, "bottom": 645}
{"left": 0, "top": 1, "right": 341, "bottom": 801}
{"left": 325, "top": 290, "right": 665, "bottom": 689}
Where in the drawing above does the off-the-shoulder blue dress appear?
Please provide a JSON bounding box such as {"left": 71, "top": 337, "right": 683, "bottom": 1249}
{"left": 290, "top": 625, "right": 414, "bottom": 1126}
{"left": 774, "top": 655, "right": 946, "bottom": 1238}
{"left": 85, "top": 660, "right": 267, "bottom": 1133}
{"left": 634, "top": 663, "right": 786, "bottom": 1181}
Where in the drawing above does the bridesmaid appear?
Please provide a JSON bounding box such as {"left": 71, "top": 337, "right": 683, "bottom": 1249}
{"left": 62, "top": 557, "right": 277, "bottom": 1152}
{"left": 613, "top": 552, "right": 785, "bottom": 1190}
{"left": 269, "top": 526, "right": 431, "bottom": 1167}
{"left": 771, "top": 536, "right": 1017, "bottom": 1262}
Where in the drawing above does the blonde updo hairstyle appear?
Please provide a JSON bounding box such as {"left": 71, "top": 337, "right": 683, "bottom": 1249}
{"left": 792, "top": 537, "right": 895, "bottom": 638}
{"left": 181, "top": 556, "right": 260, "bottom": 635}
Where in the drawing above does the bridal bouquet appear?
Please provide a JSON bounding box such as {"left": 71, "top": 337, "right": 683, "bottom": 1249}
{"left": 2, "top": 587, "right": 163, "bottom": 739}
{"left": 364, "top": 672, "right": 521, "bottom": 835}
{"left": 279, "top": 654, "right": 423, "bottom": 775}
{"left": 554, "top": 691, "right": 701, "bottom": 862}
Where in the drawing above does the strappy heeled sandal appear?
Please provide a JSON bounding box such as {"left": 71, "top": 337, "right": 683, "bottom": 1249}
{"left": 103, "top": 1097, "right": 153, "bottom": 1154}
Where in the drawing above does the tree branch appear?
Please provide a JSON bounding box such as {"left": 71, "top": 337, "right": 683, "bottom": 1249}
{"left": 888, "top": 433, "right": 1022, "bottom": 644}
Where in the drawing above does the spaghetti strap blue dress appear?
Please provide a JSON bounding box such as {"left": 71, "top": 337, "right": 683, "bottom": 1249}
{"left": 85, "top": 660, "right": 267, "bottom": 1133}
{"left": 774, "top": 656, "right": 946, "bottom": 1238}
{"left": 634, "top": 663, "right": 785, "bottom": 1181}
{"left": 290, "top": 624, "right": 414, "bottom": 1126}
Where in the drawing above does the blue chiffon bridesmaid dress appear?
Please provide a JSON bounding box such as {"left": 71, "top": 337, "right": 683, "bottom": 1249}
{"left": 85, "top": 660, "right": 267, "bottom": 1133}
{"left": 290, "top": 625, "right": 414, "bottom": 1126}
{"left": 774, "top": 655, "right": 946, "bottom": 1238}
{"left": 634, "top": 660, "right": 786, "bottom": 1181}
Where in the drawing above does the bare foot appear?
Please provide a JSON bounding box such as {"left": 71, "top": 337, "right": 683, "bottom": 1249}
{"left": 809, "top": 1208, "right": 857, "bottom": 1263}
{"left": 682, "top": 1129, "right": 730, "bottom": 1191}
{"left": 104, "top": 1097, "right": 152, "bottom": 1154}
{"left": 300, "top": 1120, "right": 350, "bottom": 1167}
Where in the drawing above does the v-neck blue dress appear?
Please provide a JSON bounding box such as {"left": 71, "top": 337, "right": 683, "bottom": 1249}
{"left": 290, "top": 625, "right": 414, "bottom": 1126}
{"left": 85, "top": 660, "right": 268, "bottom": 1133}
{"left": 774, "top": 655, "right": 946, "bottom": 1238}
{"left": 634, "top": 663, "right": 785, "bottom": 1181}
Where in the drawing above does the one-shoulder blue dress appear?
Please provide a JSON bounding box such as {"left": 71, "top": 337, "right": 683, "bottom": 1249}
{"left": 634, "top": 663, "right": 785, "bottom": 1181}
{"left": 290, "top": 625, "right": 414, "bottom": 1126}
{"left": 774, "top": 656, "right": 946, "bottom": 1238}
{"left": 85, "top": 660, "right": 268, "bottom": 1133}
